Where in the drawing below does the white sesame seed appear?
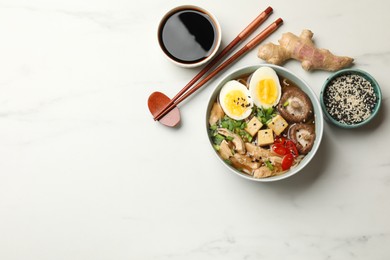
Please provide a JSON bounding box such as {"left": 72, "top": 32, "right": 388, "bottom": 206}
{"left": 324, "top": 74, "right": 376, "bottom": 125}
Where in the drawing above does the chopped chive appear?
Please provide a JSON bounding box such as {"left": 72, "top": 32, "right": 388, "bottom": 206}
{"left": 226, "top": 136, "right": 234, "bottom": 141}
{"left": 213, "top": 134, "right": 225, "bottom": 145}
{"left": 210, "top": 124, "right": 218, "bottom": 131}
{"left": 224, "top": 159, "right": 232, "bottom": 165}
{"left": 265, "top": 160, "right": 274, "bottom": 171}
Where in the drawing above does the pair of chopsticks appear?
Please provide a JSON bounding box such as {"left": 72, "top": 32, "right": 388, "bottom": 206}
{"left": 154, "top": 7, "right": 283, "bottom": 121}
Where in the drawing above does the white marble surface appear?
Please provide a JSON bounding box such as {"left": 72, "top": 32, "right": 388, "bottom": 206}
{"left": 0, "top": 0, "right": 389, "bottom": 259}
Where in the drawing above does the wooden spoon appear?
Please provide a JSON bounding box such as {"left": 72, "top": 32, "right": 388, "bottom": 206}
{"left": 148, "top": 92, "right": 180, "bottom": 127}
{"left": 148, "top": 7, "right": 273, "bottom": 127}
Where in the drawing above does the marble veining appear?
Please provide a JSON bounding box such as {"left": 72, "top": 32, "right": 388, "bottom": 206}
{"left": 0, "top": 0, "right": 389, "bottom": 259}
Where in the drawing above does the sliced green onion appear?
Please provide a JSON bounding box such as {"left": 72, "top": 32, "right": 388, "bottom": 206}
{"left": 224, "top": 159, "right": 232, "bottom": 165}
{"left": 265, "top": 160, "right": 274, "bottom": 171}
{"left": 210, "top": 124, "right": 218, "bottom": 131}
{"left": 265, "top": 107, "right": 274, "bottom": 116}
{"left": 283, "top": 101, "right": 289, "bottom": 107}
{"left": 226, "top": 136, "right": 234, "bottom": 141}
{"left": 213, "top": 134, "right": 225, "bottom": 145}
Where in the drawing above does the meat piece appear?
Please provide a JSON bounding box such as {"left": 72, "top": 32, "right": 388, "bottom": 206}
{"left": 269, "top": 156, "right": 282, "bottom": 165}
{"left": 289, "top": 123, "right": 315, "bottom": 154}
{"left": 253, "top": 166, "right": 274, "bottom": 178}
{"left": 277, "top": 86, "right": 313, "bottom": 123}
{"left": 209, "top": 102, "right": 225, "bottom": 126}
{"left": 245, "top": 143, "right": 275, "bottom": 161}
{"left": 230, "top": 153, "right": 261, "bottom": 175}
{"left": 217, "top": 128, "right": 245, "bottom": 154}
{"left": 219, "top": 140, "right": 233, "bottom": 160}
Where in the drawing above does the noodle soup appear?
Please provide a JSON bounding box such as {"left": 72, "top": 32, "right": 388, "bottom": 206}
{"left": 207, "top": 65, "right": 322, "bottom": 180}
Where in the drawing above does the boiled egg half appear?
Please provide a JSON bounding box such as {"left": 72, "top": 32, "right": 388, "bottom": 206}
{"left": 219, "top": 80, "right": 253, "bottom": 120}
{"left": 249, "top": 67, "right": 281, "bottom": 108}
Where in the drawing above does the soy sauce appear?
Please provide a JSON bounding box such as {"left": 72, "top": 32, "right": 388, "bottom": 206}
{"left": 158, "top": 9, "right": 217, "bottom": 64}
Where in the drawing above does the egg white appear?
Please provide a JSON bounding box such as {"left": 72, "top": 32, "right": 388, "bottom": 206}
{"left": 249, "top": 67, "right": 282, "bottom": 108}
{"left": 219, "top": 80, "right": 253, "bottom": 120}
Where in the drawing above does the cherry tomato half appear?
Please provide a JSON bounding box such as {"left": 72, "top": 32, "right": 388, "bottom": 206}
{"left": 271, "top": 144, "right": 288, "bottom": 156}
{"left": 281, "top": 153, "right": 294, "bottom": 170}
{"left": 285, "top": 140, "right": 299, "bottom": 158}
{"left": 274, "top": 136, "right": 286, "bottom": 145}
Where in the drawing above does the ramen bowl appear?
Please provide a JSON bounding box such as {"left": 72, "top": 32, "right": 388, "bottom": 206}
{"left": 206, "top": 65, "right": 324, "bottom": 182}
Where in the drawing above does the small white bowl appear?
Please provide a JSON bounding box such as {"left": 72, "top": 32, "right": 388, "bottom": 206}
{"left": 205, "top": 65, "right": 324, "bottom": 182}
{"left": 157, "top": 5, "right": 222, "bottom": 68}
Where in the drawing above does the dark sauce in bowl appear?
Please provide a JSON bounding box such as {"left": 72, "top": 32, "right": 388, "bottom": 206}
{"left": 158, "top": 8, "right": 218, "bottom": 64}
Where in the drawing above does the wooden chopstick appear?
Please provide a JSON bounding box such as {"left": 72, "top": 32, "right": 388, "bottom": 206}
{"left": 155, "top": 18, "right": 283, "bottom": 121}
{"left": 153, "top": 6, "right": 273, "bottom": 121}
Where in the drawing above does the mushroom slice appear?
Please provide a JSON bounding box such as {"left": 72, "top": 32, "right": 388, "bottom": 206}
{"left": 217, "top": 128, "right": 246, "bottom": 154}
{"left": 277, "top": 86, "right": 313, "bottom": 123}
{"left": 209, "top": 102, "right": 225, "bottom": 126}
{"left": 230, "top": 153, "right": 261, "bottom": 175}
{"left": 289, "top": 124, "right": 315, "bottom": 154}
{"left": 219, "top": 140, "right": 233, "bottom": 160}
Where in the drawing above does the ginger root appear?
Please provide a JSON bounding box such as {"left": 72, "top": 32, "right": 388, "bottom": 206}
{"left": 257, "top": 29, "right": 353, "bottom": 71}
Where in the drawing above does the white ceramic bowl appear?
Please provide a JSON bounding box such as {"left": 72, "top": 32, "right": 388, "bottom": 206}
{"left": 205, "top": 65, "right": 324, "bottom": 182}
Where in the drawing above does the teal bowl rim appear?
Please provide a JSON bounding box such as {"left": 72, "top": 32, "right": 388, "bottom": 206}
{"left": 205, "top": 64, "right": 324, "bottom": 182}
{"left": 320, "top": 68, "right": 382, "bottom": 129}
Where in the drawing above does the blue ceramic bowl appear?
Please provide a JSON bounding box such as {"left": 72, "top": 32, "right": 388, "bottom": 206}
{"left": 320, "top": 69, "right": 382, "bottom": 128}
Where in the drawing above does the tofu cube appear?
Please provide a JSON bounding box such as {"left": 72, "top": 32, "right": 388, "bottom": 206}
{"left": 267, "top": 115, "right": 288, "bottom": 136}
{"left": 245, "top": 117, "right": 263, "bottom": 136}
{"left": 257, "top": 129, "right": 274, "bottom": 146}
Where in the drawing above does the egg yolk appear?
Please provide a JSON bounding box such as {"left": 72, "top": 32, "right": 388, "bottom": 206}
{"left": 256, "top": 79, "right": 278, "bottom": 105}
{"left": 224, "top": 90, "right": 250, "bottom": 117}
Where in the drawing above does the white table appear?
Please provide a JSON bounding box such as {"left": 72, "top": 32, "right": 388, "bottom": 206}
{"left": 1, "top": 0, "right": 389, "bottom": 259}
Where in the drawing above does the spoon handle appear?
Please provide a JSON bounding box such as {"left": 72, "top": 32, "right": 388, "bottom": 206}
{"left": 155, "top": 18, "right": 283, "bottom": 121}
{"left": 153, "top": 6, "right": 273, "bottom": 121}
